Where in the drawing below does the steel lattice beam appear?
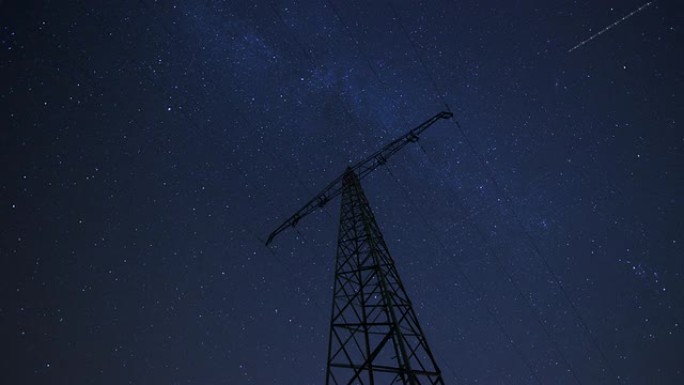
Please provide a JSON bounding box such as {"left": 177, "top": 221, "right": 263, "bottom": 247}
{"left": 324, "top": 169, "right": 445, "bottom": 385}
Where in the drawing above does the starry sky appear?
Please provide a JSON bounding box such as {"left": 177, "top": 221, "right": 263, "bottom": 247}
{"left": 2, "top": 0, "right": 683, "bottom": 384}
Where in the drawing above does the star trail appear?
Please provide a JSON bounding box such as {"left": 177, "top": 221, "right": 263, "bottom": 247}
{"left": 568, "top": 1, "right": 654, "bottom": 53}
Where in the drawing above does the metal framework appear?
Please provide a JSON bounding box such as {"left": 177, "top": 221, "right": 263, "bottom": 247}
{"left": 266, "top": 111, "right": 453, "bottom": 246}
{"left": 266, "top": 111, "right": 453, "bottom": 384}
{"left": 325, "top": 169, "right": 444, "bottom": 385}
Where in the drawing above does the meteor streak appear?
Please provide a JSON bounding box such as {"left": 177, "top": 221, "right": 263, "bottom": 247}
{"left": 568, "top": 1, "right": 653, "bottom": 53}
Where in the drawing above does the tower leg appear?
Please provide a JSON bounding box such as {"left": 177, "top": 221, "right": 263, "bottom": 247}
{"left": 325, "top": 169, "right": 445, "bottom": 385}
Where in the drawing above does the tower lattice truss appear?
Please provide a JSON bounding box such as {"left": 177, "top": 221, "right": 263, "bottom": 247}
{"left": 325, "top": 170, "right": 445, "bottom": 385}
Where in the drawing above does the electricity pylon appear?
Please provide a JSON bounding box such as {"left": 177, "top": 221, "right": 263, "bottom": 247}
{"left": 267, "top": 112, "right": 453, "bottom": 384}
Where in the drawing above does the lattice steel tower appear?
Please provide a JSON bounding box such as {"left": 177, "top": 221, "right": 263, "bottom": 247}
{"left": 267, "top": 112, "right": 452, "bottom": 385}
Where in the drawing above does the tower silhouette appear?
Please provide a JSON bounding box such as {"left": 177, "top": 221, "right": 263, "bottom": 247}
{"left": 266, "top": 111, "right": 453, "bottom": 384}
{"left": 325, "top": 169, "right": 444, "bottom": 384}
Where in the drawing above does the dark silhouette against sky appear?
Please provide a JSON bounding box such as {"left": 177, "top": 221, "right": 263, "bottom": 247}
{"left": 2, "top": 1, "right": 682, "bottom": 384}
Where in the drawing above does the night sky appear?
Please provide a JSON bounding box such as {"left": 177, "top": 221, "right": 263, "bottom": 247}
{"left": 2, "top": 1, "right": 683, "bottom": 384}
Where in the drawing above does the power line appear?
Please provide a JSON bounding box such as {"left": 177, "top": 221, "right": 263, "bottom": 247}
{"left": 96, "top": 1, "right": 619, "bottom": 382}
{"left": 321, "top": 2, "right": 564, "bottom": 382}
{"left": 71, "top": 2, "right": 325, "bottom": 327}
{"left": 384, "top": 165, "right": 543, "bottom": 385}
{"left": 382, "top": 3, "right": 623, "bottom": 383}
{"left": 136, "top": 0, "right": 340, "bottom": 226}
{"left": 325, "top": 0, "right": 415, "bottom": 127}
{"left": 409, "top": 133, "right": 606, "bottom": 385}
{"left": 386, "top": 1, "right": 450, "bottom": 111}
{"left": 451, "top": 115, "right": 624, "bottom": 385}
{"left": 120, "top": 2, "right": 336, "bottom": 327}
{"left": 397, "top": 158, "right": 585, "bottom": 384}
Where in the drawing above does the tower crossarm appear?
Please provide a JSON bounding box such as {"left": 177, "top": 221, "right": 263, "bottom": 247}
{"left": 265, "top": 111, "right": 453, "bottom": 245}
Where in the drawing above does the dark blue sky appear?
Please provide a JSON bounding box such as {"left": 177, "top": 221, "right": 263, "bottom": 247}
{"left": 2, "top": 1, "right": 682, "bottom": 384}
